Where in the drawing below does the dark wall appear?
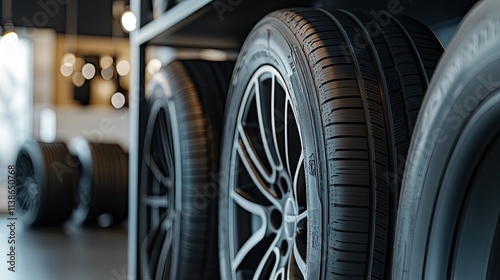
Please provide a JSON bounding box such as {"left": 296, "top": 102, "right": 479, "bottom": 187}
{"left": 4, "top": 0, "right": 116, "bottom": 37}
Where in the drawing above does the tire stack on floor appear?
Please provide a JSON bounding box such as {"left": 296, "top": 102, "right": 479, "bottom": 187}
{"left": 69, "top": 137, "right": 128, "bottom": 227}
{"left": 15, "top": 138, "right": 129, "bottom": 228}
{"left": 15, "top": 141, "right": 79, "bottom": 226}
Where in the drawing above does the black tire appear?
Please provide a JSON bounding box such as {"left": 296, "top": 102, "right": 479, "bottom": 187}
{"left": 218, "top": 8, "right": 442, "bottom": 279}
{"left": 138, "top": 60, "right": 233, "bottom": 279}
{"left": 393, "top": 1, "right": 500, "bottom": 279}
{"left": 15, "top": 140, "right": 79, "bottom": 226}
{"left": 69, "top": 137, "right": 128, "bottom": 227}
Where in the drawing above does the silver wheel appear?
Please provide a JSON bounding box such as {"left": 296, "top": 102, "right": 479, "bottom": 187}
{"left": 227, "top": 65, "right": 308, "bottom": 279}
{"left": 139, "top": 97, "right": 181, "bottom": 280}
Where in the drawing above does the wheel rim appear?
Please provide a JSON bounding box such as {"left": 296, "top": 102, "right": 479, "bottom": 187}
{"left": 227, "top": 65, "right": 308, "bottom": 279}
{"left": 139, "top": 97, "right": 180, "bottom": 280}
{"left": 16, "top": 150, "right": 40, "bottom": 222}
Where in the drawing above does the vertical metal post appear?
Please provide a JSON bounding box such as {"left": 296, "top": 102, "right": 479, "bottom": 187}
{"left": 128, "top": 0, "right": 145, "bottom": 279}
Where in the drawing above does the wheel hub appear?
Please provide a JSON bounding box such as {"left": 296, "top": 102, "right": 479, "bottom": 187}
{"left": 283, "top": 197, "right": 298, "bottom": 240}
{"left": 27, "top": 182, "right": 39, "bottom": 199}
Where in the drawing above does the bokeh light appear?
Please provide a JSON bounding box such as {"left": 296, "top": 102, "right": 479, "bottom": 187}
{"left": 116, "top": 60, "right": 130, "bottom": 76}
{"left": 147, "top": 59, "right": 162, "bottom": 75}
{"left": 72, "top": 72, "right": 85, "bottom": 87}
{"left": 82, "top": 63, "right": 96, "bottom": 80}
{"left": 100, "top": 55, "right": 114, "bottom": 69}
{"left": 62, "top": 53, "right": 76, "bottom": 66}
{"left": 101, "top": 67, "right": 114, "bottom": 80}
{"left": 60, "top": 64, "right": 73, "bottom": 77}
{"left": 111, "top": 92, "right": 126, "bottom": 109}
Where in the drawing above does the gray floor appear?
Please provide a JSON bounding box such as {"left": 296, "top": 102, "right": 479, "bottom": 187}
{"left": 0, "top": 215, "right": 128, "bottom": 280}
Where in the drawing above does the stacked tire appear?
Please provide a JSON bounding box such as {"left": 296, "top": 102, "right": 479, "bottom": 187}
{"left": 16, "top": 141, "right": 79, "bottom": 226}
{"left": 69, "top": 137, "right": 128, "bottom": 227}
{"left": 15, "top": 139, "right": 128, "bottom": 228}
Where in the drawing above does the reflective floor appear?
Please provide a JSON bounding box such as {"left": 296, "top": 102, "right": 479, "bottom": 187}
{"left": 0, "top": 215, "right": 127, "bottom": 280}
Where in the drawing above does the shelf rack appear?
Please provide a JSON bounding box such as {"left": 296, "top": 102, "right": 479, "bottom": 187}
{"left": 127, "top": 0, "right": 476, "bottom": 278}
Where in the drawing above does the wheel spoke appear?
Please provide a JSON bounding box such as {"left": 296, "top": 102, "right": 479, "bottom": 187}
{"left": 140, "top": 212, "right": 173, "bottom": 280}
{"left": 155, "top": 222, "right": 173, "bottom": 280}
{"left": 293, "top": 241, "right": 307, "bottom": 277}
{"left": 231, "top": 189, "right": 267, "bottom": 270}
{"left": 159, "top": 109, "right": 175, "bottom": 176}
{"left": 28, "top": 198, "right": 35, "bottom": 214}
{"left": 145, "top": 155, "right": 172, "bottom": 188}
{"left": 293, "top": 153, "right": 304, "bottom": 206}
{"left": 159, "top": 114, "right": 171, "bottom": 165}
{"left": 273, "top": 265, "right": 285, "bottom": 280}
{"left": 143, "top": 195, "right": 170, "bottom": 208}
{"left": 270, "top": 74, "right": 285, "bottom": 170}
{"left": 268, "top": 247, "right": 282, "bottom": 280}
{"left": 255, "top": 78, "right": 282, "bottom": 171}
{"left": 297, "top": 209, "right": 308, "bottom": 223}
{"left": 18, "top": 188, "right": 28, "bottom": 209}
{"left": 154, "top": 118, "right": 169, "bottom": 174}
{"left": 253, "top": 238, "right": 281, "bottom": 280}
{"left": 238, "top": 123, "right": 274, "bottom": 183}
{"left": 284, "top": 95, "right": 302, "bottom": 182}
{"left": 284, "top": 97, "right": 292, "bottom": 175}
{"left": 237, "top": 140, "right": 281, "bottom": 208}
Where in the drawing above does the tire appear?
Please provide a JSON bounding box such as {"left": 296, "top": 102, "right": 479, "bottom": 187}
{"left": 15, "top": 140, "right": 79, "bottom": 226}
{"left": 218, "top": 8, "right": 442, "bottom": 279}
{"left": 69, "top": 137, "right": 128, "bottom": 227}
{"left": 138, "top": 60, "right": 233, "bottom": 279}
{"left": 393, "top": 0, "right": 500, "bottom": 279}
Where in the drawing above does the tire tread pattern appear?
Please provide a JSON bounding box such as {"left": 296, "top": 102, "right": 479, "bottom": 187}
{"left": 271, "top": 8, "right": 442, "bottom": 279}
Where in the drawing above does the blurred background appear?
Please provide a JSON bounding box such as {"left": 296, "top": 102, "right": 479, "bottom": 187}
{"left": 0, "top": 0, "right": 133, "bottom": 279}
{"left": 0, "top": 0, "right": 132, "bottom": 210}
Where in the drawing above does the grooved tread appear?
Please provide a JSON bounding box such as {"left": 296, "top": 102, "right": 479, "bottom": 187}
{"left": 273, "top": 8, "right": 443, "bottom": 279}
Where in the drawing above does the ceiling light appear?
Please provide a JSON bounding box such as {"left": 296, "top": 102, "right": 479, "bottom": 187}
{"left": 121, "top": 10, "right": 137, "bottom": 32}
